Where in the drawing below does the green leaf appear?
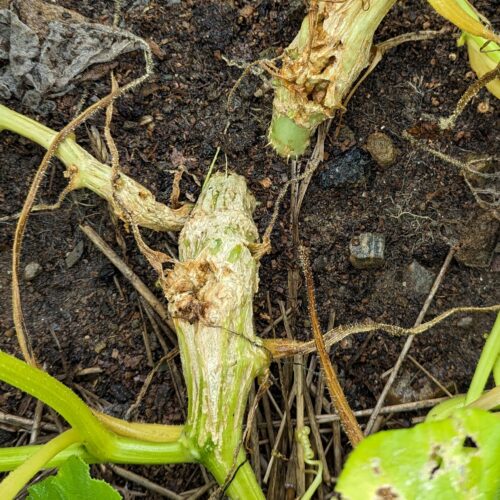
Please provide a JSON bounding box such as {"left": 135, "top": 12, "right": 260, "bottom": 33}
{"left": 27, "top": 456, "right": 121, "bottom": 500}
{"left": 336, "top": 409, "right": 500, "bottom": 499}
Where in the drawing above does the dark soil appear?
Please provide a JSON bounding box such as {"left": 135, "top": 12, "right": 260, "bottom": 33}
{"left": 0, "top": 0, "right": 499, "bottom": 498}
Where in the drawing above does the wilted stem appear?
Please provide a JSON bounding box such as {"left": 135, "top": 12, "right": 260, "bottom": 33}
{"left": 0, "top": 104, "right": 191, "bottom": 232}
{"left": 269, "top": 0, "right": 397, "bottom": 157}
{"left": 164, "top": 173, "right": 270, "bottom": 498}
{"left": 0, "top": 351, "right": 193, "bottom": 465}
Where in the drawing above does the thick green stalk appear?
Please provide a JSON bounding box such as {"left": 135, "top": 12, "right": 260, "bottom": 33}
{"left": 164, "top": 173, "right": 270, "bottom": 499}
{"left": 269, "top": 0, "right": 397, "bottom": 157}
{"left": 0, "top": 429, "right": 80, "bottom": 499}
{"left": 0, "top": 444, "right": 95, "bottom": 472}
{"left": 0, "top": 104, "right": 191, "bottom": 231}
{"left": 0, "top": 351, "right": 193, "bottom": 465}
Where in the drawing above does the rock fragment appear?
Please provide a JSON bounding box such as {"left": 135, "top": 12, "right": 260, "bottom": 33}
{"left": 404, "top": 261, "right": 436, "bottom": 296}
{"left": 24, "top": 262, "right": 41, "bottom": 281}
{"left": 349, "top": 233, "right": 385, "bottom": 269}
{"left": 457, "top": 316, "right": 474, "bottom": 329}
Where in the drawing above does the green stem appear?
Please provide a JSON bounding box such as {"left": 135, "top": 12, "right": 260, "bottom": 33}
{"left": 205, "top": 452, "right": 264, "bottom": 500}
{"left": 466, "top": 313, "right": 500, "bottom": 405}
{"left": 0, "top": 444, "right": 96, "bottom": 473}
{"left": 0, "top": 351, "right": 194, "bottom": 465}
{"left": 0, "top": 103, "right": 81, "bottom": 167}
{"left": 426, "top": 395, "right": 467, "bottom": 421}
{"left": 0, "top": 104, "right": 191, "bottom": 231}
{"left": 0, "top": 429, "right": 80, "bottom": 499}
{"left": 494, "top": 354, "right": 500, "bottom": 386}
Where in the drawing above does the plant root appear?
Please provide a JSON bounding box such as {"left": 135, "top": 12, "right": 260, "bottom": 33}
{"left": 265, "top": 304, "right": 500, "bottom": 359}
{"left": 439, "top": 63, "right": 500, "bottom": 130}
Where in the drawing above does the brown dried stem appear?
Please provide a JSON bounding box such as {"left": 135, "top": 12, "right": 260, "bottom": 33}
{"left": 298, "top": 245, "right": 363, "bottom": 447}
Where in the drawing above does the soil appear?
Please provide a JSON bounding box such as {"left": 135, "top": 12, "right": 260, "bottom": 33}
{"left": 0, "top": 0, "right": 499, "bottom": 498}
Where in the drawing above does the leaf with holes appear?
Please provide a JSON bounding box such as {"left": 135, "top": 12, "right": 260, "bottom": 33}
{"left": 335, "top": 409, "right": 500, "bottom": 499}
{"left": 27, "top": 456, "right": 120, "bottom": 500}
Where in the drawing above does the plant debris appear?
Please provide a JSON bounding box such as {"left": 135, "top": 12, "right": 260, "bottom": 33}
{"left": 0, "top": 0, "right": 144, "bottom": 113}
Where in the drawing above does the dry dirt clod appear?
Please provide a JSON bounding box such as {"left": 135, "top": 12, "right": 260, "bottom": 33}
{"left": 24, "top": 261, "right": 41, "bottom": 281}
{"left": 455, "top": 211, "right": 499, "bottom": 268}
{"left": 365, "top": 132, "right": 398, "bottom": 168}
{"left": 349, "top": 233, "right": 385, "bottom": 270}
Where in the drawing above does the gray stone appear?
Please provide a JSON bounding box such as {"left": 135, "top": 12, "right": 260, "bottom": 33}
{"left": 387, "top": 370, "right": 438, "bottom": 405}
{"left": 349, "top": 233, "right": 385, "bottom": 269}
{"left": 405, "top": 261, "right": 436, "bottom": 296}
{"left": 24, "top": 262, "right": 41, "bottom": 281}
{"left": 65, "top": 241, "right": 84, "bottom": 269}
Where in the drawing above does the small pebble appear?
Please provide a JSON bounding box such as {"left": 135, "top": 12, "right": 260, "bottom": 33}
{"left": 24, "top": 262, "right": 42, "bottom": 281}
{"left": 318, "top": 147, "right": 371, "bottom": 189}
{"left": 349, "top": 233, "right": 385, "bottom": 269}
{"left": 339, "top": 337, "right": 353, "bottom": 350}
{"left": 365, "top": 132, "right": 397, "bottom": 168}
{"left": 405, "top": 261, "right": 436, "bottom": 296}
{"left": 94, "top": 340, "right": 107, "bottom": 354}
